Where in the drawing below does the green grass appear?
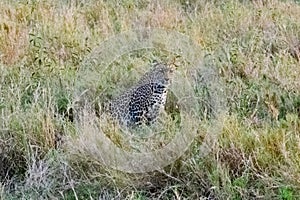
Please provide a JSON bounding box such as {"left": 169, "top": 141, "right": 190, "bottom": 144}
{"left": 1, "top": 0, "right": 300, "bottom": 199}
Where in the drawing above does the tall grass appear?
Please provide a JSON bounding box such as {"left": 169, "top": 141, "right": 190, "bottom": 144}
{"left": 1, "top": 0, "right": 300, "bottom": 199}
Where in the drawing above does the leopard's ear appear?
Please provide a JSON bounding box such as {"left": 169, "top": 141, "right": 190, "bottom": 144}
{"left": 151, "top": 60, "right": 168, "bottom": 69}
{"left": 151, "top": 60, "right": 159, "bottom": 66}
{"left": 167, "top": 55, "right": 180, "bottom": 70}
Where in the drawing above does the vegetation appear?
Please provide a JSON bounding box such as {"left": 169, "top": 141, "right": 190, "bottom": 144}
{"left": 1, "top": 0, "right": 300, "bottom": 199}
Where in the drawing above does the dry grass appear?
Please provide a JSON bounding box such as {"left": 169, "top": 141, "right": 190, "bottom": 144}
{"left": 1, "top": 0, "right": 300, "bottom": 199}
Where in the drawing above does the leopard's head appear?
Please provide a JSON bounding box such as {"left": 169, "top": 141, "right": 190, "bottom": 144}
{"left": 139, "top": 62, "right": 176, "bottom": 86}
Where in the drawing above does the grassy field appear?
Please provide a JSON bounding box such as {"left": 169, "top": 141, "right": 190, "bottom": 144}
{"left": 1, "top": 0, "right": 300, "bottom": 199}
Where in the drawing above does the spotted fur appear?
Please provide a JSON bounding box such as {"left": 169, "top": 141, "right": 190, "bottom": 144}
{"left": 107, "top": 62, "right": 175, "bottom": 127}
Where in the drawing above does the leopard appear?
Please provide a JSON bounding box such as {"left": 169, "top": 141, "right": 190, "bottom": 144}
{"left": 106, "top": 61, "right": 176, "bottom": 128}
